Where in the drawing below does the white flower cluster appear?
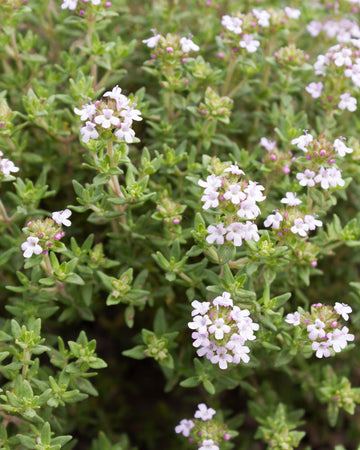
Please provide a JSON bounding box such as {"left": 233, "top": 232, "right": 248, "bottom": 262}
{"left": 221, "top": 8, "right": 300, "bottom": 54}
{"left": 264, "top": 197, "right": 323, "bottom": 238}
{"left": 175, "top": 403, "right": 230, "bottom": 449}
{"left": 142, "top": 32, "right": 200, "bottom": 53}
{"left": 286, "top": 302, "right": 354, "bottom": 359}
{"left": 189, "top": 292, "right": 258, "bottom": 370}
{"left": 61, "top": 0, "right": 102, "bottom": 11}
{"left": 75, "top": 86, "right": 142, "bottom": 144}
{"left": 21, "top": 209, "right": 72, "bottom": 258}
{"left": 198, "top": 165, "right": 265, "bottom": 247}
{"left": 307, "top": 18, "right": 360, "bottom": 43}
{"left": 292, "top": 133, "right": 351, "bottom": 190}
{"left": 308, "top": 42, "right": 360, "bottom": 111}
{"left": 0, "top": 150, "right": 19, "bottom": 177}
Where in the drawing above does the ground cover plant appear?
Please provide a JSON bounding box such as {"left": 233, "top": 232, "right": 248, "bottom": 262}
{"left": 1, "top": 0, "right": 360, "bottom": 448}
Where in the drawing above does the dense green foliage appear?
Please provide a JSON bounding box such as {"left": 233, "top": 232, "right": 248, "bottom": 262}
{"left": 1, "top": 0, "right": 360, "bottom": 448}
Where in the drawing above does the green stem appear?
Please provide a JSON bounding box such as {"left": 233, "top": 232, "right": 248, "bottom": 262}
{"left": 87, "top": 15, "right": 97, "bottom": 89}
{"left": 228, "top": 257, "right": 249, "bottom": 268}
{"left": 0, "top": 200, "right": 14, "bottom": 235}
{"left": 175, "top": 270, "right": 194, "bottom": 285}
{"left": 42, "top": 253, "right": 54, "bottom": 276}
{"left": 22, "top": 349, "right": 31, "bottom": 380}
{"left": 9, "top": 31, "right": 23, "bottom": 71}
{"left": 221, "top": 56, "right": 237, "bottom": 96}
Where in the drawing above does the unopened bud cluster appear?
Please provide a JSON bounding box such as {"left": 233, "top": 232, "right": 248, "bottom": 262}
{"left": 189, "top": 292, "right": 258, "bottom": 370}
{"left": 199, "top": 164, "right": 265, "bottom": 247}
{"left": 175, "top": 403, "right": 232, "bottom": 449}
{"left": 199, "top": 87, "right": 233, "bottom": 123}
{"left": 75, "top": 85, "right": 142, "bottom": 144}
{"left": 21, "top": 210, "right": 72, "bottom": 258}
{"left": 274, "top": 43, "right": 309, "bottom": 68}
{"left": 286, "top": 302, "right": 354, "bottom": 358}
{"left": 260, "top": 137, "right": 293, "bottom": 176}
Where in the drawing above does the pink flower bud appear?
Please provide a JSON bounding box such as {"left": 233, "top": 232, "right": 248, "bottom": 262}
{"left": 166, "top": 47, "right": 173, "bottom": 53}
{"left": 224, "top": 433, "right": 231, "bottom": 440}
{"left": 173, "top": 218, "right": 180, "bottom": 224}
{"left": 270, "top": 154, "right": 276, "bottom": 161}
{"left": 329, "top": 158, "right": 335, "bottom": 164}
{"left": 331, "top": 321, "right": 338, "bottom": 328}
{"left": 320, "top": 150, "right": 326, "bottom": 156}
{"left": 217, "top": 52, "right": 224, "bottom": 59}
{"left": 105, "top": 1, "right": 112, "bottom": 6}
{"left": 38, "top": 233, "right": 44, "bottom": 238}
{"left": 181, "top": 58, "right": 187, "bottom": 63}
{"left": 79, "top": 9, "right": 85, "bottom": 15}
{"left": 311, "top": 261, "right": 318, "bottom": 267}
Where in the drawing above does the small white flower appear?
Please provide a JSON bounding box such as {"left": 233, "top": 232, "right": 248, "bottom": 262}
{"left": 264, "top": 211, "right": 283, "bottom": 230}
{"left": 291, "top": 218, "right": 309, "bottom": 237}
{"left": 52, "top": 209, "right": 72, "bottom": 227}
{"left": 328, "top": 327, "right": 354, "bottom": 353}
{"left": 198, "top": 174, "right": 222, "bottom": 193}
{"left": 206, "top": 223, "right": 226, "bottom": 244}
{"left": 21, "top": 237, "right": 43, "bottom": 258}
{"left": 312, "top": 341, "right": 331, "bottom": 358}
{"left": 223, "top": 184, "right": 246, "bottom": 204}
{"left": 180, "top": 36, "right": 200, "bottom": 52}
{"left": 296, "top": 169, "right": 316, "bottom": 187}
{"left": 61, "top": 0, "right": 78, "bottom": 10}
{"left": 213, "top": 292, "right": 233, "bottom": 308}
{"left": 334, "top": 302, "right": 352, "bottom": 321}
{"left": 80, "top": 121, "right": 99, "bottom": 143}
{"left": 0, "top": 158, "right": 19, "bottom": 175}
{"left": 338, "top": 92, "right": 357, "bottom": 112}
{"left": 305, "top": 82, "right": 323, "bottom": 99}
{"left": 201, "top": 190, "right": 219, "bottom": 210}
{"left": 114, "top": 120, "right": 136, "bottom": 143}
{"left": 142, "top": 32, "right": 161, "bottom": 48}
{"left": 333, "top": 138, "right": 353, "bottom": 157}
{"left": 199, "top": 439, "right": 219, "bottom": 450}
{"left": 225, "top": 222, "right": 244, "bottom": 246}
{"left": 175, "top": 419, "right": 195, "bottom": 437}
{"left": 307, "top": 319, "right": 326, "bottom": 340}
{"left": 94, "top": 108, "right": 120, "bottom": 129}
{"left": 307, "top": 20, "right": 322, "bottom": 37}
{"left": 194, "top": 403, "right": 216, "bottom": 421}
{"left": 239, "top": 34, "right": 260, "bottom": 53}
{"left": 304, "top": 214, "right": 322, "bottom": 230}
{"left": 252, "top": 8, "right": 271, "bottom": 27}
{"left": 103, "top": 85, "right": 130, "bottom": 111}
{"left": 191, "top": 300, "right": 210, "bottom": 316}
{"left": 221, "top": 15, "right": 243, "bottom": 34}
{"left": 74, "top": 103, "right": 97, "bottom": 121}
{"left": 284, "top": 7, "right": 301, "bottom": 19}
{"left": 285, "top": 312, "right": 301, "bottom": 326}
{"left": 291, "top": 133, "right": 313, "bottom": 152}
{"left": 280, "top": 192, "right": 302, "bottom": 206}
{"left": 224, "top": 163, "right": 244, "bottom": 175}
{"left": 260, "top": 137, "right": 276, "bottom": 152}
{"left": 208, "top": 318, "right": 231, "bottom": 340}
